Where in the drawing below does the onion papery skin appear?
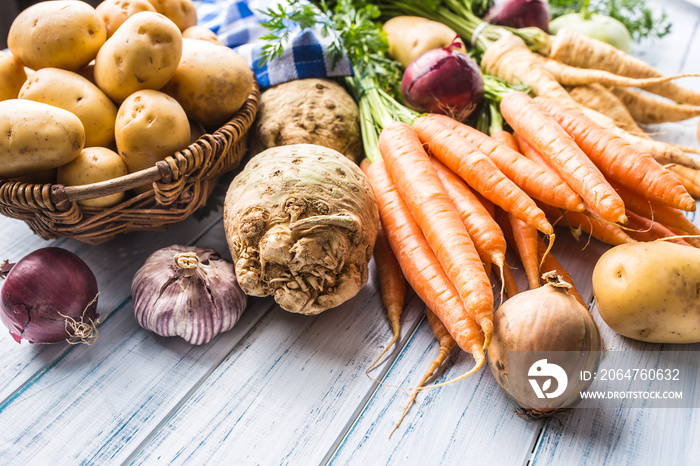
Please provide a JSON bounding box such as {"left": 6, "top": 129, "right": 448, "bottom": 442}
{"left": 401, "top": 48, "right": 485, "bottom": 122}
{"left": 0, "top": 247, "right": 99, "bottom": 344}
{"left": 131, "top": 245, "right": 247, "bottom": 345}
{"left": 487, "top": 275, "right": 603, "bottom": 415}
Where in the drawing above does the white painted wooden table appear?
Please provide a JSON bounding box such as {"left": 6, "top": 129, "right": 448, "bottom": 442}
{"left": 1, "top": 0, "right": 699, "bottom": 464}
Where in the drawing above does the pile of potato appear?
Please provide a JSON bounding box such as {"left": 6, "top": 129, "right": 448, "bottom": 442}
{"left": 0, "top": 0, "right": 254, "bottom": 207}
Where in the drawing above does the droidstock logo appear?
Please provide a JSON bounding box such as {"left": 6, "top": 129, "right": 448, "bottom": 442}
{"left": 528, "top": 359, "right": 568, "bottom": 399}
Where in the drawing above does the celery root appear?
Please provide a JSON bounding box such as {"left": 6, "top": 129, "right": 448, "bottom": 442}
{"left": 224, "top": 144, "right": 379, "bottom": 315}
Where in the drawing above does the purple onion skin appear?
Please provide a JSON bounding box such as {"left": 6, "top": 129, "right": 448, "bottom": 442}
{"left": 0, "top": 248, "right": 99, "bottom": 344}
{"left": 401, "top": 48, "right": 485, "bottom": 122}
{"left": 484, "top": 0, "right": 551, "bottom": 32}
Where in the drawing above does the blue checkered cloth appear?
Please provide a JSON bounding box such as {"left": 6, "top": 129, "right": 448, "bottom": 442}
{"left": 194, "top": 0, "right": 353, "bottom": 89}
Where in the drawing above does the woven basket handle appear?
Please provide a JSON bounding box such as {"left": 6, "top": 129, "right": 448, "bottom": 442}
{"left": 50, "top": 160, "right": 173, "bottom": 209}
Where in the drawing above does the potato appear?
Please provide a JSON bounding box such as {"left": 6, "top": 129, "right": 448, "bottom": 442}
{"left": 19, "top": 68, "right": 118, "bottom": 148}
{"left": 146, "top": 0, "right": 197, "bottom": 31}
{"left": 96, "top": 0, "right": 157, "bottom": 38}
{"left": 8, "top": 0, "right": 106, "bottom": 71}
{"left": 182, "top": 26, "right": 223, "bottom": 45}
{"left": 162, "top": 38, "right": 253, "bottom": 127}
{"left": 383, "top": 16, "right": 465, "bottom": 68}
{"left": 592, "top": 241, "right": 700, "bottom": 343}
{"left": 57, "top": 147, "right": 128, "bottom": 207}
{"left": 0, "top": 99, "right": 85, "bottom": 178}
{"left": 115, "top": 89, "right": 190, "bottom": 177}
{"left": 94, "top": 11, "right": 183, "bottom": 103}
{"left": 0, "top": 51, "right": 27, "bottom": 101}
{"left": 252, "top": 79, "right": 361, "bottom": 163}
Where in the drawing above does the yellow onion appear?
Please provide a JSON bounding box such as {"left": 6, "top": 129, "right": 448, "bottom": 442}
{"left": 487, "top": 272, "right": 602, "bottom": 416}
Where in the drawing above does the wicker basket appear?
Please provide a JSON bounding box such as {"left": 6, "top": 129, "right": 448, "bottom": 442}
{"left": 0, "top": 82, "right": 260, "bottom": 245}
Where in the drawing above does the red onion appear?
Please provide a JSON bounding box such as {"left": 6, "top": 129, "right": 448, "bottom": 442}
{"left": 0, "top": 247, "right": 99, "bottom": 344}
{"left": 484, "top": 0, "right": 551, "bottom": 32}
{"left": 401, "top": 43, "right": 484, "bottom": 122}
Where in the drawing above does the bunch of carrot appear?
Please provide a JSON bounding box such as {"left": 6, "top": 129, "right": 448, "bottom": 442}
{"left": 362, "top": 84, "right": 700, "bottom": 426}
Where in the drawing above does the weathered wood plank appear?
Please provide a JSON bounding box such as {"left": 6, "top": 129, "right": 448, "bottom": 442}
{"left": 129, "top": 268, "right": 426, "bottom": 466}
{"left": 0, "top": 216, "right": 281, "bottom": 464}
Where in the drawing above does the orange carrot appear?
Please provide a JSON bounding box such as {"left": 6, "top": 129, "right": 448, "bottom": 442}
{"left": 611, "top": 182, "right": 700, "bottom": 236}
{"left": 540, "top": 203, "right": 636, "bottom": 246}
{"left": 367, "top": 223, "right": 407, "bottom": 373}
{"left": 391, "top": 306, "right": 457, "bottom": 437}
{"left": 379, "top": 122, "right": 495, "bottom": 347}
{"left": 361, "top": 157, "right": 485, "bottom": 364}
{"left": 501, "top": 91, "right": 627, "bottom": 224}
{"left": 535, "top": 96, "right": 695, "bottom": 212}
{"left": 490, "top": 130, "right": 520, "bottom": 152}
{"left": 500, "top": 262, "right": 519, "bottom": 298}
{"left": 424, "top": 113, "right": 585, "bottom": 213}
{"left": 509, "top": 213, "right": 541, "bottom": 289}
{"left": 411, "top": 116, "right": 553, "bottom": 235}
{"left": 624, "top": 210, "right": 694, "bottom": 247}
{"left": 536, "top": 238, "right": 586, "bottom": 308}
{"left": 513, "top": 133, "right": 557, "bottom": 174}
{"left": 430, "top": 157, "right": 508, "bottom": 276}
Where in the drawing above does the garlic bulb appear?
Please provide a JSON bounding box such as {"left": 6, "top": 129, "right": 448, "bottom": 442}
{"left": 132, "top": 245, "right": 247, "bottom": 345}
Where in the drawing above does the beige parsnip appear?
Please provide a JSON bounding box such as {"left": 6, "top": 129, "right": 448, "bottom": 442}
{"left": 592, "top": 241, "right": 700, "bottom": 343}
{"left": 57, "top": 147, "right": 128, "bottom": 207}
{"left": 8, "top": 0, "right": 106, "bottom": 71}
{"left": 94, "top": 11, "right": 182, "bottom": 103}
{"left": 19, "top": 68, "right": 118, "bottom": 148}
{"left": 0, "top": 99, "right": 85, "bottom": 178}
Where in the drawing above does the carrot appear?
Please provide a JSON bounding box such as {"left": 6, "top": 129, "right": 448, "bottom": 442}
{"left": 509, "top": 213, "right": 541, "bottom": 289}
{"left": 430, "top": 157, "right": 508, "bottom": 275}
{"left": 540, "top": 203, "right": 636, "bottom": 246}
{"left": 574, "top": 104, "right": 700, "bottom": 171}
{"left": 624, "top": 210, "right": 694, "bottom": 247}
{"left": 568, "top": 84, "right": 646, "bottom": 135}
{"left": 535, "top": 96, "right": 696, "bottom": 212}
{"left": 391, "top": 306, "right": 457, "bottom": 437}
{"left": 411, "top": 116, "right": 553, "bottom": 235}
{"left": 666, "top": 164, "right": 700, "bottom": 198}
{"left": 500, "top": 261, "right": 520, "bottom": 298}
{"left": 490, "top": 130, "right": 520, "bottom": 152}
{"left": 549, "top": 28, "right": 700, "bottom": 106}
{"left": 424, "top": 113, "right": 585, "bottom": 213}
{"left": 500, "top": 91, "right": 627, "bottom": 224}
{"left": 611, "top": 87, "right": 700, "bottom": 124}
{"left": 366, "top": 223, "right": 407, "bottom": 373}
{"left": 536, "top": 237, "right": 586, "bottom": 308}
{"left": 379, "top": 122, "right": 495, "bottom": 346}
{"left": 611, "top": 181, "right": 700, "bottom": 236}
{"left": 539, "top": 57, "right": 699, "bottom": 89}
{"left": 361, "top": 157, "right": 486, "bottom": 365}
{"left": 481, "top": 32, "right": 575, "bottom": 103}
{"left": 513, "top": 133, "right": 557, "bottom": 174}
